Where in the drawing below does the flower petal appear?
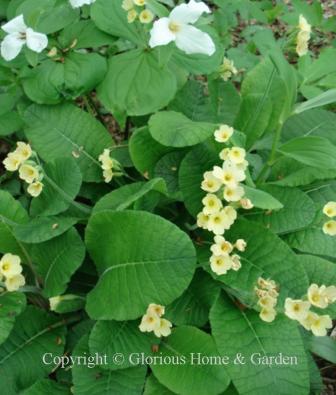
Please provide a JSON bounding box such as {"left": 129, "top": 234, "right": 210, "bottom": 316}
{"left": 149, "top": 17, "right": 175, "bottom": 48}
{"left": 175, "top": 24, "right": 215, "bottom": 56}
{"left": 0, "top": 33, "right": 24, "bottom": 61}
{"left": 69, "top": 0, "right": 95, "bottom": 8}
{"left": 170, "top": 0, "right": 210, "bottom": 24}
{"left": 25, "top": 28, "right": 48, "bottom": 53}
{"left": 1, "top": 14, "right": 27, "bottom": 34}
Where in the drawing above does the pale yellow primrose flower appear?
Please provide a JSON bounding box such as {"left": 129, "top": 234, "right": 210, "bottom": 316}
{"left": 3, "top": 152, "right": 21, "bottom": 172}
{"left": 0, "top": 253, "right": 22, "bottom": 278}
{"left": 258, "top": 295, "right": 277, "bottom": 309}
{"left": 214, "top": 125, "right": 234, "bottom": 143}
{"left": 122, "top": 0, "right": 134, "bottom": 11}
{"left": 202, "top": 193, "right": 223, "bottom": 215}
{"left": 147, "top": 303, "right": 165, "bottom": 317}
{"left": 284, "top": 298, "right": 311, "bottom": 321}
{"left": 307, "top": 284, "right": 328, "bottom": 308}
{"left": 231, "top": 254, "right": 241, "bottom": 271}
{"left": 15, "top": 142, "right": 32, "bottom": 162}
{"left": 212, "top": 162, "right": 246, "bottom": 188}
{"left": 234, "top": 239, "right": 247, "bottom": 252}
{"left": 128, "top": 9, "right": 138, "bottom": 23}
{"left": 223, "top": 185, "right": 245, "bottom": 202}
{"left": 207, "top": 209, "right": 232, "bottom": 235}
{"left": 210, "top": 235, "right": 233, "bottom": 256}
{"left": 49, "top": 296, "right": 62, "bottom": 311}
{"left": 219, "top": 57, "right": 238, "bottom": 81}
{"left": 19, "top": 164, "right": 39, "bottom": 184}
{"left": 103, "top": 168, "right": 113, "bottom": 183}
{"left": 201, "top": 171, "right": 221, "bottom": 193}
{"left": 219, "top": 148, "right": 230, "bottom": 161}
{"left": 139, "top": 9, "right": 154, "bottom": 24}
{"left": 197, "top": 212, "right": 210, "bottom": 230}
{"left": 323, "top": 220, "right": 336, "bottom": 236}
{"left": 134, "top": 0, "right": 145, "bottom": 5}
{"left": 260, "top": 307, "right": 276, "bottom": 323}
{"left": 153, "top": 318, "right": 172, "bottom": 338}
{"left": 98, "top": 149, "right": 113, "bottom": 170}
{"left": 309, "top": 313, "right": 332, "bottom": 337}
{"left": 240, "top": 198, "right": 254, "bottom": 210}
{"left": 5, "top": 273, "right": 25, "bottom": 292}
{"left": 296, "top": 15, "right": 311, "bottom": 57}
{"left": 139, "top": 312, "right": 161, "bottom": 332}
{"left": 323, "top": 202, "right": 336, "bottom": 218}
{"left": 324, "top": 286, "right": 336, "bottom": 303}
{"left": 210, "top": 254, "right": 232, "bottom": 275}
{"left": 27, "top": 181, "right": 43, "bottom": 197}
{"left": 228, "top": 147, "right": 246, "bottom": 165}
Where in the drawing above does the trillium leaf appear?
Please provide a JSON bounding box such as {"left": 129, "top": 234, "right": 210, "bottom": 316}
{"left": 0, "top": 306, "right": 66, "bottom": 395}
{"left": 30, "top": 157, "right": 83, "bottom": 217}
{"left": 149, "top": 111, "right": 217, "bottom": 148}
{"left": 210, "top": 293, "right": 310, "bottom": 395}
{"left": 89, "top": 320, "right": 153, "bottom": 371}
{"left": 150, "top": 326, "right": 230, "bottom": 395}
{"left": 72, "top": 334, "right": 147, "bottom": 395}
{"left": 31, "top": 228, "right": 85, "bottom": 297}
{"left": 85, "top": 210, "right": 196, "bottom": 320}
{"left": 24, "top": 103, "right": 113, "bottom": 182}
{"left": 0, "top": 292, "right": 26, "bottom": 346}
{"left": 98, "top": 49, "right": 177, "bottom": 116}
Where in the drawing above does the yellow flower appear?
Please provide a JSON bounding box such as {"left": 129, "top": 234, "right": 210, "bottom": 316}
{"left": 309, "top": 313, "right": 332, "bottom": 337}
{"left": 210, "top": 254, "right": 232, "bottom": 275}
{"left": 14, "top": 142, "right": 32, "bottom": 162}
{"left": 139, "top": 9, "right": 154, "bottom": 24}
{"left": 19, "top": 164, "right": 39, "bottom": 184}
{"left": 234, "top": 239, "right": 247, "bottom": 252}
{"left": 153, "top": 318, "right": 172, "bottom": 338}
{"left": 0, "top": 253, "right": 22, "bottom": 278}
{"left": 307, "top": 284, "right": 328, "bottom": 308}
{"left": 231, "top": 254, "right": 241, "bottom": 271}
{"left": 299, "top": 15, "right": 311, "bottom": 33}
{"left": 228, "top": 147, "right": 246, "bottom": 165}
{"left": 258, "top": 295, "right": 277, "bottom": 309}
{"left": 122, "top": 0, "right": 134, "bottom": 11}
{"left": 260, "top": 307, "right": 276, "bottom": 323}
{"left": 147, "top": 303, "right": 165, "bottom": 317}
{"left": 139, "top": 312, "right": 160, "bottom": 332}
{"left": 98, "top": 149, "right": 113, "bottom": 170}
{"left": 324, "top": 285, "right": 336, "bottom": 304}
{"left": 296, "top": 15, "right": 311, "bottom": 57}
{"left": 3, "top": 152, "right": 21, "bottom": 171}
{"left": 219, "top": 57, "right": 238, "bottom": 81}
{"left": 223, "top": 185, "right": 245, "bottom": 202}
{"left": 197, "top": 212, "right": 210, "bottom": 230}
{"left": 219, "top": 148, "right": 230, "bottom": 161}
{"left": 212, "top": 163, "right": 246, "bottom": 187}
{"left": 223, "top": 205, "right": 237, "bottom": 223}
{"left": 27, "top": 181, "right": 43, "bottom": 197}
{"left": 323, "top": 202, "right": 336, "bottom": 218}
{"left": 240, "top": 198, "right": 254, "bottom": 210}
{"left": 284, "top": 298, "right": 311, "bottom": 321}
{"left": 214, "top": 125, "right": 234, "bottom": 143}
{"left": 323, "top": 220, "right": 336, "bottom": 236}
{"left": 49, "top": 296, "right": 62, "bottom": 311}
{"left": 5, "top": 273, "right": 25, "bottom": 292}
{"left": 127, "top": 8, "right": 138, "bottom": 22}
{"left": 134, "top": 0, "right": 145, "bottom": 5}
{"left": 210, "top": 235, "right": 233, "bottom": 256}
{"left": 208, "top": 210, "right": 232, "bottom": 235}
{"left": 103, "top": 168, "right": 113, "bottom": 183}
{"left": 202, "top": 193, "right": 223, "bottom": 215}
{"left": 201, "top": 171, "right": 221, "bottom": 193}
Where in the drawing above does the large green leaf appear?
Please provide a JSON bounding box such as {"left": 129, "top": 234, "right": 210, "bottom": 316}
{"left": 24, "top": 103, "right": 113, "bottom": 182}
{"left": 278, "top": 136, "right": 336, "bottom": 169}
{"left": 294, "top": 89, "right": 336, "bottom": 114}
{"left": 0, "top": 306, "right": 66, "bottom": 395}
{"left": 85, "top": 210, "right": 196, "bottom": 320}
{"left": 31, "top": 228, "right": 85, "bottom": 297}
{"left": 23, "top": 379, "right": 71, "bottom": 395}
{"left": 89, "top": 320, "right": 153, "bottom": 370}
{"left": 210, "top": 293, "right": 310, "bottom": 395}
{"left": 72, "top": 335, "right": 147, "bottom": 395}
{"left": 151, "top": 326, "right": 230, "bottom": 395}
{"left": 243, "top": 185, "right": 283, "bottom": 210}
{"left": 149, "top": 111, "right": 217, "bottom": 148}
{"left": 98, "top": 49, "right": 177, "bottom": 116}
{"left": 144, "top": 375, "right": 175, "bottom": 395}
{"left": 30, "top": 157, "right": 82, "bottom": 217}
{"left": 0, "top": 292, "right": 26, "bottom": 346}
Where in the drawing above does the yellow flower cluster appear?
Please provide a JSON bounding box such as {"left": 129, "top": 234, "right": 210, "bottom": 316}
{"left": 139, "top": 303, "right": 172, "bottom": 338}
{"left": 285, "top": 284, "right": 336, "bottom": 336}
{"left": 122, "top": 0, "right": 154, "bottom": 24}
{"left": 197, "top": 125, "right": 252, "bottom": 276}
{"left": 296, "top": 15, "right": 311, "bottom": 57}
{"left": 219, "top": 57, "right": 238, "bottom": 82}
{"left": 255, "top": 277, "right": 279, "bottom": 323}
{"left": 2, "top": 142, "right": 43, "bottom": 197}
{"left": 322, "top": 201, "right": 336, "bottom": 236}
{"left": 0, "top": 253, "right": 25, "bottom": 292}
{"left": 98, "top": 149, "right": 121, "bottom": 183}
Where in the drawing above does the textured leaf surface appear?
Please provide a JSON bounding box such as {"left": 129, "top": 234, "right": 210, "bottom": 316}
{"left": 0, "top": 292, "right": 26, "bottom": 346}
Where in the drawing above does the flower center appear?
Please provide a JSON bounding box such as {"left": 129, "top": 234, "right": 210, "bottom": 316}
{"left": 169, "top": 21, "right": 181, "bottom": 33}
{"left": 2, "top": 263, "right": 9, "bottom": 271}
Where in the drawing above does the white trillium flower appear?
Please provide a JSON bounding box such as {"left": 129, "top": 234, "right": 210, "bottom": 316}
{"left": 0, "top": 15, "right": 48, "bottom": 61}
{"left": 149, "top": 0, "right": 215, "bottom": 56}
{"left": 69, "top": 0, "right": 96, "bottom": 8}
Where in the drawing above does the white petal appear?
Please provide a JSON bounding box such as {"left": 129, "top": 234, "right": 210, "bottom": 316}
{"left": 2, "top": 14, "right": 27, "bottom": 34}
{"left": 175, "top": 25, "right": 215, "bottom": 56}
{"left": 69, "top": 0, "right": 95, "bottom": 8}
{"left": 25, "top": 28, "right": 48, "bottom": 53}
{"left": 0, "top": 33, "right": 25, "bottom": 61}
{"left": 149, "top": 17, "right": 176, "bottom": 48}
{"left": 170, "top": 0, "right": 210, "bottom": 24}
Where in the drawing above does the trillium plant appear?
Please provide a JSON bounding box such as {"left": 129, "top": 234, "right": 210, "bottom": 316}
{"left": 0, "top": 0, "right": 336, "bottom": 394}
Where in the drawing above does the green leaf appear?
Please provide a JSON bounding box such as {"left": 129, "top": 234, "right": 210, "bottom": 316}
{"left": 151, "top": 326, "right": 230, "bottom": 395}
{"left": 278, "top": 136, "right": 336, "bottom": 169}
{"left": 13, "top": 216, "right": 78, "bottom": 244}
{"left": 85, "top": 210, "right": 196, "bottom": 320}
{"left": 0, "top": 112, "right": 23, "bottom": 136}
{"left": 144, "top": 375, "right": 174, "bottom": 395}
{"left": 0, "top": 292, "right": 26, "bottom": 346}
{"left": 89, "top": 320, "right": 153, "bottom": 370}
{"left": 31, "top": 228, "right": 85, "bottom": 297}
{"left": 72, "top": 335, "right": 147, "bottom": 395}
{"left": 24, "top": 103, "right": 113, "bottom": 182}
{"left": 23, "top": 379, "right": 71, "bottom": 395}
{"left": 0, "top": 306, "right": 66, "bottom": 395}
{"left": 149, "top": 111, "right": 217, "bottom": 148}
{"left": 98, "top": 49, "right": 177, "bottom": 116}
{"left": 294, "top": 89, "right": 336, "bottom": 114}
{"left": 30, "top": 157, "right": 82, "bottom": 217}
{"left": 210, "top": 293, "right": 310, "bottom": 395}
{"left": 243, "top": 185, "right": 283, "bottom": 210}
{"left": 93, "top": 179, "right": 167, "bottom": 213}
{"left": 247, "top": 186, "right": 315, "bottom": 234}
{"left": 306, "top": 334, "right": 336, "bottom": 364}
